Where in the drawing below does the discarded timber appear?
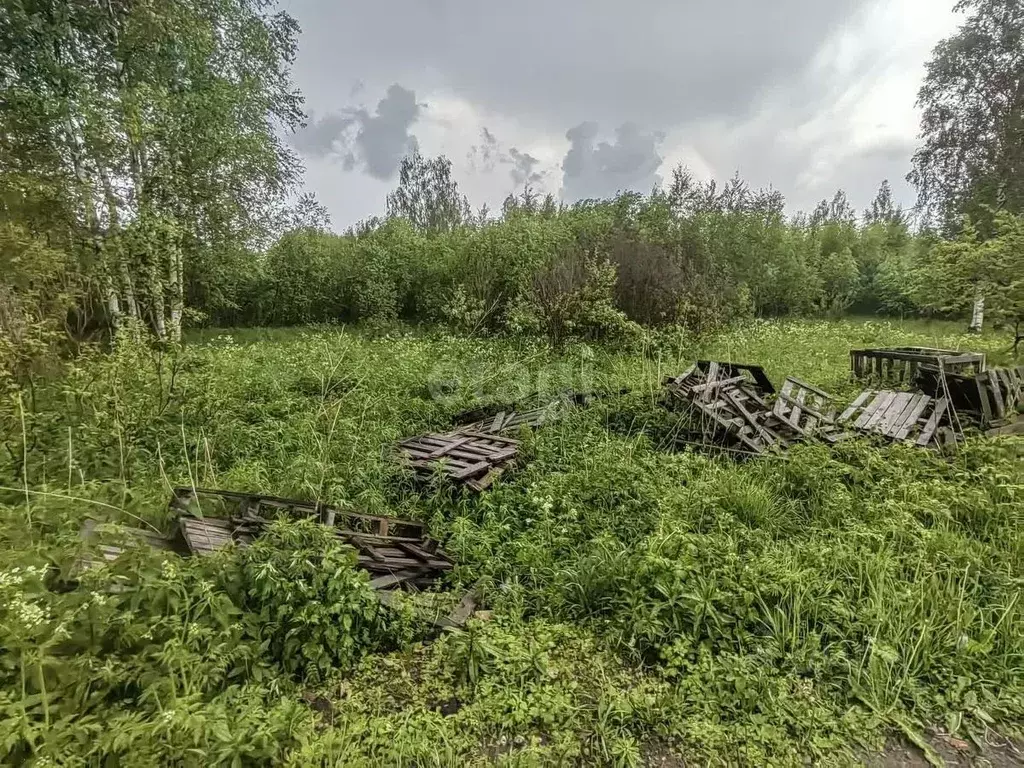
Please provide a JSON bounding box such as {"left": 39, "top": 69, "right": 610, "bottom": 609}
{"left": 398, "top": 430, "right": 519, "bottom": 491}
{"left": 661, "top": 364, "right": 845, "bottom": 456}
{"left": 695, "top": 360, "right": 776, "bottom": 395}
{"left": 839, "top": 390, "right": 957, "bottom": 447}
{"left": 170, "top": 487, "right": 424, "bottom": 538}
{"left": 850, "top": 347, "right": 985, "bottom": 383}
{"left": 915, "top": 364, "right": 1024, "bottom": 427}
{"left": 464, "top": 403, "right": 559, "bottom": 435}
{"left": 165, "top": 488, "right": 453, "bottom": 589}
{"left": 770, "top": 377, "right": 852, "bottom": 444}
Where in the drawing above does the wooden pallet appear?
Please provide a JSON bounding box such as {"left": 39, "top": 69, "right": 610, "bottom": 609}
{"left": 769, "top": 377, "right": 851, "bottom": 443}
{"left": 915, "top": 364, "right": 1024, "bottom": 426}
{"left": 839, "top": 390, "right": 954, "bottom": 447}
{"left": 170, "top": 487, "right": 424, "bottom": 538}
{"left": 465, "top": 403, "right": 559, "bottom": 435}
{"left": 662, "top": 364, "right": 845, "bottom": 455}
{"left": 398, "top": 430, "right": 519, "bottom": 491}
{"left": 174, "top": 513, "right": 454, "bottom": 589}
{"left": 850, "top": 347, "right": 985, "bottom": 383}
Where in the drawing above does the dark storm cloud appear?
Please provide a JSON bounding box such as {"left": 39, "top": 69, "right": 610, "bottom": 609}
{"left": 291, "top": 0, "right": 870, "bottom": 132}
{"left": 291, "top": 84, "right": 421, "bottom": 181}
{"left": 561, "top": 122, "right": 664, "bottom": 201}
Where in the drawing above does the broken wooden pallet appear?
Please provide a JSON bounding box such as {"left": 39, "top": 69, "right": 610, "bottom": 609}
{"left": 170, "top": 487, "right": 424, "bottom": 538}
{"left": 464, "top": 402, "right": 559, "bottom": 435}
{"left": 398, "top": 430, "right": 519, "bottom": 491}
{"left": 768, "top": 377, "right": 851, "bottom": 444}
{"left": 850, "top": 347, "right": 985, "bottom": 384}
{"left": 662, "top": 364, "right": 845, "bottom": 456}
{"left": 174, "top": 510, "right": 454, "bottom": 589}
{"left": 839, "top": 390, "right": 956, "bottom": 447}
{"left": 914, "top": 364, "right": 1024, "bottom": 427}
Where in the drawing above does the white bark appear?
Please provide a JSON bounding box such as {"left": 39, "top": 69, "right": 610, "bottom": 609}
{"left": 168, "top": 246, "right": 183, "bottom": 344}
{"left": 969, "top": 293, "right": 985, "bottom": 333}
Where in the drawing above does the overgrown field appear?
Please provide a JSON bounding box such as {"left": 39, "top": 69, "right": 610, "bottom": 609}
{"left": 1, "top": 318, "right": 1022, "bottom": 766}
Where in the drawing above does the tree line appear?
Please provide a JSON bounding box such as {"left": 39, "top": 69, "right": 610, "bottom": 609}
{"left": 1, "top": 0, "right": 1022, "bottom": 382}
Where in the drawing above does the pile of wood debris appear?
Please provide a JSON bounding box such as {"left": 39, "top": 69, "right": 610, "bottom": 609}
{"left": 662, "top": 350, "right": 1020, "bottom": 456}
{"left": 662, "top": 361, "right": 849, "bottom": 456}
{"left": 80, "top": 488, "right": 476, "bottom": 628}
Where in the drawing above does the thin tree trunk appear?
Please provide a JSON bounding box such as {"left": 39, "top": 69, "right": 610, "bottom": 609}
{"left": 168, "top": 245, "right": 183, "bottom": 344}
{"left": 98, "top": 166, "right": 139, "bottom": 320}
{"left": 969, "top": 293, "right": 985, "bottom": 333}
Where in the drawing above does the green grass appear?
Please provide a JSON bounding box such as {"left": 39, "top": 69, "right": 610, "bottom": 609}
{"left": 1, "top": 318, "right": 1022, "bottom": 766}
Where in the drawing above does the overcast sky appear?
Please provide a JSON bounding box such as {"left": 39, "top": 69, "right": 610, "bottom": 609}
{"left": 285, "top": 0, "right": 962, "bottom": 229}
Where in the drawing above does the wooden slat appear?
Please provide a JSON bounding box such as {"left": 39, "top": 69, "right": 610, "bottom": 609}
{"left": 988, "top": 369, "right": 1006, "bottom": 419}
{"left": 915, "top": 398, "right": 949, "bottom": 446}
{"left": 840, "top": 390, "right": 873, "bottom": 422}
{"left": 893, "top": 395, "right": 932, "bottom": 440}
{"left": 855, "top": 392, "right": 889, "bottom": 429}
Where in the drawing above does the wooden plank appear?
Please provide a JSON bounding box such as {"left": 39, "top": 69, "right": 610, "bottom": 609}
{"left": 773, "top": 379, "right": 793, "bottom": 421}
{"left": 368, "top": 569, "right": 425, "bottom": 590}
{"left": 916, "top": 398, "right": 949, "bottom": 446}
{"left": 840, "top": 390, "right": 873, "bottom": 422}
{"left": 856, "top": 392, "right": 892, "bottom": 429}
{"left": 884, "top": 394, "right": 921, "bottom": 438}
{"left": 974, "top": 375, "right": 993, "bottom": 423}
{"left": 449, "top": 461, "right": 491, "bottom": 480}
{"left": 874, "top": 392, "right": 912, "bottom": 434}
{"left": 988, "top": 370, "right": 1006, "bottom": 419}
{"left": 893, "top": 395, "right": 932, "bottom": 441}
{"left": 425, "top": 435, "right": 475, "bottom": 459}
{"left": 788, "top": 387, "right": 805, "bottom": 429}
{"left": 786, "top": 376, "right": 834, "bottom": 401}
{"left": 349, "top": 536, "right": 385, "bottom": 562}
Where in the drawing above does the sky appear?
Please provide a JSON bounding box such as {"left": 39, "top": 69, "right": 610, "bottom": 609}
{"left": 284, "top": 0, "right": 963, "bottom": 230}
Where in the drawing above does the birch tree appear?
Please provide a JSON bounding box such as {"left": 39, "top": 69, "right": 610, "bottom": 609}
{"left": 0, "top": 0, "right": 304, "bottom": 342}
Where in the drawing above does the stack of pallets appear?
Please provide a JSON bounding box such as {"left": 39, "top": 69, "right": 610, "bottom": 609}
{"left": 397, "top": 430, "right": 519, "bottom": 491}
{"left": 662, "top": 363, "right": 845, "bottom": 456}
{"left": 169, "top": 488, "right": 454, "bottom": 591}
{"left": 914, "top": 364, "right": 1024, "bottom": 427}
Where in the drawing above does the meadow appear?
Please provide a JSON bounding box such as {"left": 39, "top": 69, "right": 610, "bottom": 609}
{"left": 1, "top": 317, "right": 1022, "bottom": 766}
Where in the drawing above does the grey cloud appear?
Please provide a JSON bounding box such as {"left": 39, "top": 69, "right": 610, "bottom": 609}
{"left": 508, "top": 148, "right": 543, "bottom": 187}
{"left": 291, "top": 84, "right": 421, "bottom": 181}
{"left": 561, "top": 122, "right": 664, "bottom": 202}
{"left": 344, "top": 84, "right": 421, "bottom": 180}
{"left": 468, "top": 127, "right": 500, "bottom": 173}
{"left": 469, "top": 127, "right": 547, "bottom": 189}
{"left": 292, "top": 112, "right": 352, "bottom": 158}
{"left": 292, "top": 0, "right": 869, "bottom": 132}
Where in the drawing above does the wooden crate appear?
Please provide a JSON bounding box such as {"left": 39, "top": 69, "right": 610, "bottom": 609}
{"left": 839, "top": 390, "right": 954, "bottom": 447}
{"left": 398, "top": 430, "right": 519, "bottom": 491}
{"left": 850, "top": 347, "right": 985, "bottom": 383}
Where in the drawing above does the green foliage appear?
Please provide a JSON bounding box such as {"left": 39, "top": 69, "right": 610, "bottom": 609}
{"left": 909, "top": 0, "right": 1024, "bottom": 230}
{"left": 915, "top": 211, "right": 1024, "bottom": 348}
{"left": 232, "top": 520, "right": 403, "bottom": 681}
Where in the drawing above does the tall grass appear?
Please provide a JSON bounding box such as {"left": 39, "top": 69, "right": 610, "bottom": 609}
{"left": 0, "top": 318, "right": 1021, "bottom": 765}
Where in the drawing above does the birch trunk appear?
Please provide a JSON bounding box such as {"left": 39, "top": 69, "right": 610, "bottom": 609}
{"left": 969, "top": 293, "right": 985, "bottom": 333}
{"left": 167, "top": 245, "right": 183, "bottom": 344}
